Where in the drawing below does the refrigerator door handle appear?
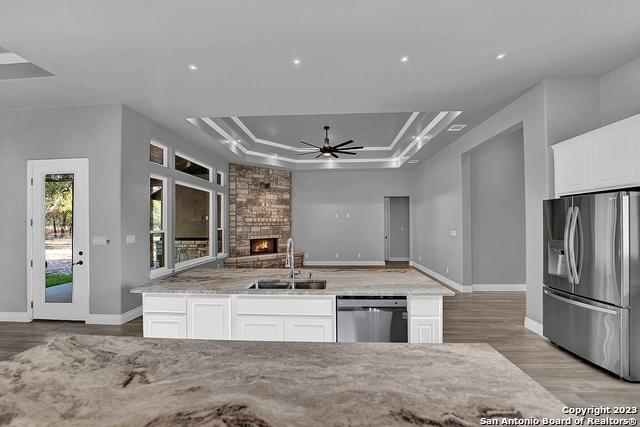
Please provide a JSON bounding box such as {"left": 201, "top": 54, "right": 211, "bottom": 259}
{"left": 564, "top": 206, "right": 575, "bottom": 284}
{"left": 568, "top": 206, "right": 579, "bottom": 285}
{"left": 543, "top": 289, "right": 618, "bottom": 315}
{"left": 574, "top": 206, "right": 584, "bottom": 283}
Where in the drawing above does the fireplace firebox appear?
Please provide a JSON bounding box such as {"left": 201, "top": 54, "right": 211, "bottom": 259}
{"left": 250, "top": 238, "right": 278, "bottom": 255}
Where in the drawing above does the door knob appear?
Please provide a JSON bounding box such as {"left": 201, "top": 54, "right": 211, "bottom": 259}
{"left": 73, "top": 260, "right": 83, "bottom": 266}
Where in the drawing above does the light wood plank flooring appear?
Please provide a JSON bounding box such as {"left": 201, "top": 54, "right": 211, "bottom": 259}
{"left": 1, "top": 290, "right": 638, "bottom": 407}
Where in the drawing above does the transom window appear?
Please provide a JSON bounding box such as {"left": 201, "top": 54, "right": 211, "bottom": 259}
{"left": 149, "top": 141, "right": 167, "bottom": 166}
{"left": 175, "top": 153, "right": 211, "bottom": 181}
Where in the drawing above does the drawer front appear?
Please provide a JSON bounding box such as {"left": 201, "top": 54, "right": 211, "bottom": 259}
{"left": 143, "top": 294, "right": 186, "bottom": 314}
{"left": 235, "top": 296, "right": 334, "bottom": 316}
{"left": 408, "top": 296, "right": 442, "bottom": 317}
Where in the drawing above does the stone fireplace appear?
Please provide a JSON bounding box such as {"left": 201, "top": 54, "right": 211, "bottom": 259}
{"left": 250, "top": 238, "right": 278, "bottom": 255}
{"left": 224, "top": 163, "right": 303, "bottom": 268}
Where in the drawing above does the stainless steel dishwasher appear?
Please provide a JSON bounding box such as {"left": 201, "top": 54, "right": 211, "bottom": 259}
{"left": 336, "top": 296, "right": 408, "bottom": 342}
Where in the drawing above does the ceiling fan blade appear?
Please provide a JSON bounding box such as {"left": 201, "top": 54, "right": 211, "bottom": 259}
{"left": 331, "top": 152, "right": 339, "bottom": 158}
{"left": 299, "top": 140, "right": 321, "bottom": 149}
{"left": 315, "top": 153, "right": 323, "bottom": 158}
{"left": 333, "top": 151, "right": 357, "bottom": 155}
{"left": 335, "top": 146, "right": 363, "bottom": 151}
{"left": 297, "top": 151, "right": 319, "bottom": 156}
{"left": 332, "top": 140, "right": 354, "bottom": 149}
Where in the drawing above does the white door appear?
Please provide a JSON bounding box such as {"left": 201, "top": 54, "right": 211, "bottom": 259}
{"left": 384, "top": 197, "right": 390, "bottom": 260}
{"left": 187, "top": 295, "right": 231, "bottom": 340}
{"left": 235, "top": 316, "right": 284, "bottom": 341}
{"left": 284, "top": 316, "right": 334, "bottom": 342}
{"left": 28, "top": 159, "right": 89, "bottom": 321}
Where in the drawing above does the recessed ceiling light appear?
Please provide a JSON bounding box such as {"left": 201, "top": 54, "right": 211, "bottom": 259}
{"left": 271, "top": 153, "right": 279, "bottom": 157}
{"left": 448, "top": 124, "right": 467, "bottom": 132}
{"left": 408, "top": 160, "right": 419, "bottom": 164}
{"left": 188, "top": 64, "right": 198, "bottom": 70}
{"left": 292, "top": 58, "right": 301, "bottom": 65}
{"left": 400, "top": 56, "right": 410, "bottom": 63}
{"left": 495, "top": 52, "right": 507, "bottom": 60}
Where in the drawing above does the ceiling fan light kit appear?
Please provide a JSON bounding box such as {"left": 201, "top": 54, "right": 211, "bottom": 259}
{"left": 297, "top": 125, "right": 364, "bottom": 159}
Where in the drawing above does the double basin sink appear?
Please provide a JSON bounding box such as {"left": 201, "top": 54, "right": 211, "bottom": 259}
{"left": 247, "top": 279, "right": 327, "bottom": 290}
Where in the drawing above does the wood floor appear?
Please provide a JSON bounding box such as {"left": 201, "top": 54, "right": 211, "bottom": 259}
{"left": 1, "top": 291, "right": 638, "bottom": 407}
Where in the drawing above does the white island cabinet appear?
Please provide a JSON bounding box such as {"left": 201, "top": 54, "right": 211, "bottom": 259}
{"left": 142, "top": 293, "right": 443, "bottom": 344}
{"left": 553, "top": 113, "right": 640, "bottom": 196}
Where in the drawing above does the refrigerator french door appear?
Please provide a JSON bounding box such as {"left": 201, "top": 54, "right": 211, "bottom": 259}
{"left": 543, "top": 191, "right": 639, "bottom": 381}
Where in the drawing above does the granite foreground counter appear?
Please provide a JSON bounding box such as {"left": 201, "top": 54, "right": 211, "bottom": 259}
{"left": 130, "top": 267, "right": 455, "bottom": 296}
{"left": 0, "top": 335, "right": 566, "bottom": 426}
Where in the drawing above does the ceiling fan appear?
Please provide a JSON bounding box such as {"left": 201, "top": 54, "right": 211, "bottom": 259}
{"left": 297, "top": 125, "right": 364, "bottom": 158}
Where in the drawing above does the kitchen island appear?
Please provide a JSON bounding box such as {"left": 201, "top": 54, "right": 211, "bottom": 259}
{"left": 0, "top": 335, "right": 566, "bottom": 426}
{"left": 130, "top": 268, "right": 454, "bottom": 343}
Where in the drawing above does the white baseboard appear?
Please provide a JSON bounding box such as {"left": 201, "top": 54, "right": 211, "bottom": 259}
{"left": 86, "top": 306, "right": 142, "bottom": 325}
{"left": 409, "top": 261, "right": 471, "bottom": 293}
{"left": 472, "top": 284, "right": 527, "bottom": 292}
{"left": 303, "top": 261, "right": 386, "bottom": 267}
{"left": 0, "top": 311, "right": 30, "bottom": 322}
{"left": 387, "top": 257, "right": 409, "bottom": 262}
{"left": 524, "top": 317, "right": 543, "bottom": 336}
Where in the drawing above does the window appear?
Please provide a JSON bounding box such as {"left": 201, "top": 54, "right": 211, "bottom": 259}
{"left": 175, "top": 183, "right": 211, "bottom": 265}
{"left": 216, "top": 193, "right": 225, "bottom": 254}
{"left": 149, "top": 141, "right": 167, "bottom": 166}
{"left": 175, "top": 153, "right": 211, "bottom": 181}
{"left": 216, "top": 170, "right": 224, "bottom": 186}
{"left": 149, "top": 176, "right": 167, "bottom": 272}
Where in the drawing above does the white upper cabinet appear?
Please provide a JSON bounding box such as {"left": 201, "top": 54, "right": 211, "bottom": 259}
{"left": 553, "top": 114, "right": 640, "bottom": 196}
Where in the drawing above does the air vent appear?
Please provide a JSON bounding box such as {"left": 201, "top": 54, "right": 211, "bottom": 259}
{"left": 448, "top": 124, "right": 467, "bottom": 132}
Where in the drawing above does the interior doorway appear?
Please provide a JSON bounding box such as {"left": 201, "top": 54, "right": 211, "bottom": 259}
{"left": 28, "top": 159, "right": 89, "bottom": 321}
{"left": 384, "top": 196, "right": 410, "bottom": 262}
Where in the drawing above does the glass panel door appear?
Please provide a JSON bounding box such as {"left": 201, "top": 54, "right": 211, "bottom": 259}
{"left": 30, "top": 159, "right": 88, "bottom": 321}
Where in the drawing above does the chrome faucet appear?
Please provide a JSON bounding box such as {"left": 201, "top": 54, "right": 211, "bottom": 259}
{"left": 285, "top": 237, "right": 295, "bottom": 279}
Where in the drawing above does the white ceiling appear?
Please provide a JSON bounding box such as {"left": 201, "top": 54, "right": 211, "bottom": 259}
{"left": 1, "top": 0, "right": 639, "bottom": 169}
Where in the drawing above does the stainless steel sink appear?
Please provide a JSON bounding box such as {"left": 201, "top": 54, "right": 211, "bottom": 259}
{"left": 248, "top": 280, "right": 291, "bottom": 289}
{"left": 247, "top": 280, "right": 327, "bottom": 290}
{"left": 290, "top": 281, "right": 327, "bottom": 289}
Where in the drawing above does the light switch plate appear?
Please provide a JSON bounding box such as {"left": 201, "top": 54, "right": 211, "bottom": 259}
{"left": 126, "top": 235, "right": 136, "bottom": 244}
{"left": 449, "top": 229, "right": 457, "bottom": 237}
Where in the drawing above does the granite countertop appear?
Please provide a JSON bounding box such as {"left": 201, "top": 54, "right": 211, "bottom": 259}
{"left": 130, "top": 267, "right": 455, "bottom": 296}
{"left": 0, "top": 335, "right": 566, "bottom": 426}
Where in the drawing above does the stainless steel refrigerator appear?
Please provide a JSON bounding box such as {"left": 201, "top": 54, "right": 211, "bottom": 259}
{"left": 543, "top": 191, "right": 639, "bottom": 381}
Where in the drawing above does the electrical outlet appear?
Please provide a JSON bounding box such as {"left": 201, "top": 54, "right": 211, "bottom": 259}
{"left": 126, "top": 235, "right": 136, "bottom": 244}
{"left": 357, "top": 253, "right": 362, "bottom": 258}
{"left": 418, "top": 255, "right": 422, "bottom": 261}
{"left": 335, "top": 253, "right": 339, "bottom": 258}
{"left": 449, "top": 229, "right": 457, "bottom": 237}
{"left": 346, "top": 213, "right": 350, "bottom": 218}
{"left": 334, "top": 213, "right": 339, "bottom": 219}
{"left": 305, "top": 253, "right": 309, "bottom": 258}
{"left": 445, "top": 266, "right": 449, "bottom": 273}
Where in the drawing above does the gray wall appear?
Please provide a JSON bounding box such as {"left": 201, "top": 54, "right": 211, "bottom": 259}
{"left": 467, "top": 128, "right": 525, "bottom": 285}
{"left": 0, "top": 104, "right": 123, "bottom": 314}
{"left": 410, "top": 80, "right": 601, "bottom": 323}
{"left": 292, "top": 170, "right": 410, "bottom": 264}
{"left": 600, "top": 55, "right": 640, "bottom": 126}
{"left": 120, "top": 106, "right": 228, "bottom": 313}
{"left": 388, "top": 197, "right": 410, "bottom": 260}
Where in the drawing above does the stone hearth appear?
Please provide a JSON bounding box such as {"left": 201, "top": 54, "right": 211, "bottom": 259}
{"left": 225, "top": 163, "right": 303, "bottom": 268}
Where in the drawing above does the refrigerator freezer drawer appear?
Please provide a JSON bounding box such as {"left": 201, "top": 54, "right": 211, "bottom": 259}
{"left": 543, "top": 287, "right": 629, "bottom": 379}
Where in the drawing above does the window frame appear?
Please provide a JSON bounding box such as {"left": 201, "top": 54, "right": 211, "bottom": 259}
{"left": 215, "top": 170, "right": 225, "bottom": 186}
{"left": 174, "top": 151, "right": 212, "bottom": 182}
{"left": 149, "top": 140, "right": 168, "bottom": 167}
{"left": 174, "top": 180, "right": 214, "bottom": 271}
{"left": 216, "top": 191, "right": 226, "bottom": 256}
{"left": 149, "top": 174, "right": 171, "bottom": 279}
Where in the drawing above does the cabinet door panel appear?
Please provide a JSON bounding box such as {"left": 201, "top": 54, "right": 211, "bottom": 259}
{"left": 554, "top": 143, "right": 592, "bottom": 196}
{"left": 187, "top": 296, "right": 231, "bottom": 340}
{"left": 284, "top": 316, "right": 334, "bottom": 342}
{"left": 144, "top": 313, "right": 187, "bottom": 339}
{"left": 235, "top": 316, "right": 284, "bottom": 341}
{"left": 410, "top": 317, "right": 441, "bottom": 344}
{"left": 593, "top": 129, "right": 639, "bottom": 189}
